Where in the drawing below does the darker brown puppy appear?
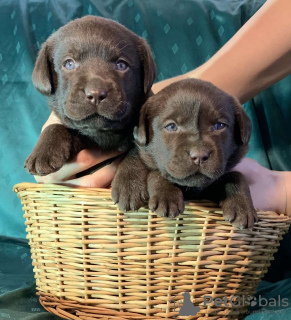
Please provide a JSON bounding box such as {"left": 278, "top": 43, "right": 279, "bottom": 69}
{"left": 25, "top": 16, "right": 156, "bottom": 176}
{"left": 112, "top": 79, "right": 258, "bottom": 229}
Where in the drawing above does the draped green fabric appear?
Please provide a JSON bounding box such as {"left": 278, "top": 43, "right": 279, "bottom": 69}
{"left": 1, "top": 0, "right": 291, "bottom": 319}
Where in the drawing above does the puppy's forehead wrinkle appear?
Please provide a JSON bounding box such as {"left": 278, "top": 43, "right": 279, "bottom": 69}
{"left": 56, "top": 41, "right": 118, "bottom": 63}
{"left": 54, "top": 36, "right": 138, "bottom": 65}
{"left": 208, "top": 106, "right": 234, "bottom": 126}
{"left": 163, "top": 93, "right": 201, "bottom": 124}
{"left": 180, "top": 99, "right": 201, "bottom": 121}
{"left": 114, "top": 40, "right": 136, "bottom": 56}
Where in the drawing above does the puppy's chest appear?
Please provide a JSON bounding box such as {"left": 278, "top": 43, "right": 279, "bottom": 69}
{"left": 85, "top": 130, "right": 132, "bottom": 151}
{"left": 139, "top": 147, "right": 158, "bottom": 170}
{"left": 180, "top": 186, "right": 205, "bottom": 200}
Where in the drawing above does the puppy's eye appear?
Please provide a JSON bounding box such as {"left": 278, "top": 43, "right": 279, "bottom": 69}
{"left": 214, "top": 122, "right": 227, "bottom": 130}
{"left": 64, "top": 59, "right": 76, "bottom": 70}
{"left": 115, "top": 60, "right": 129, "bottom": 71}
{"left": 165, "top": 123, "right": 178, "bottom": 131}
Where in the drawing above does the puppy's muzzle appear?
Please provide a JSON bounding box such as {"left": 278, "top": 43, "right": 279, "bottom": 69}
{"left": 189, "top": 148, "right": 212, "bottom": 166}
{"left": 65, "top": 77, "right": 126, "bottom": 121}
{"left": 85, "top": 87, "right": 108, "bottom": 105}
{"left": 84, "top": 77, "right": 109, "bottom": 105}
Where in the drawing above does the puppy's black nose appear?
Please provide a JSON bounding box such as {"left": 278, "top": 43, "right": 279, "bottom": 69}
{"left": 85, "top": 88, "right": 108, "bottom": 105}
{"left": 189, "top": 149, "right": 211, "bottom": 165}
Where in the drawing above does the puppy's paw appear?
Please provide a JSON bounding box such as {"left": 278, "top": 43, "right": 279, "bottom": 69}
{"left": 222, "top": 197, "right": 258, "bottom": 229}
{"left": 149, "top": 186, "right": 184, "bottom": 218}
{"left": 25, "top": 141, "right": 71, "bottom": 176}
{"left": 111, "top": 175, "right": 148, "bottom": 212}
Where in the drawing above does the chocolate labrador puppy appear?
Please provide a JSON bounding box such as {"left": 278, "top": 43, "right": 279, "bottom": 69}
{"left": 112, "top": 79, "right": 258, "bottom": 229}
{"left": 25, "top": 16, "right": 156, "bottom": 176}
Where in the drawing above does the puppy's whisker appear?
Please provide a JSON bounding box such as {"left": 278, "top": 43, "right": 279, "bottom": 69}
{"left": 116, "top": 43, "right": 131, "bottom": 54}
{"left": 171, "top": 135, "right": 180, "bottom": 144}
{"left": 217, "top": 106, "right": 227, "bottom": 112}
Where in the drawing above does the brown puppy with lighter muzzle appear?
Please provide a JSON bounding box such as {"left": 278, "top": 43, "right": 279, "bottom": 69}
{"left": 25, "top": 16, "right": 156, "bottom": 176}
{"left": 112, "top": 79, "right": 258, "bottom": 229}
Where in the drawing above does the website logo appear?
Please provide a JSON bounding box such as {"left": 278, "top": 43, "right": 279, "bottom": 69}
{"left": 170, "top": 292, "right": 200, "bottom": 317}
{"left": 203, "top": 295, "right": 289, "bottom": 308}
{"left": 170, "top": 293, "right": 288, "bottom": 318}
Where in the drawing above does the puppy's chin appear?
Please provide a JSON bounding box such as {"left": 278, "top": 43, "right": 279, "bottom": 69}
{"left": 61, "top": 101, "right": 133, "bottom": 132}
{"left": 70, "top": 114, "right": 132, "bottom": 132}
{"left": 64, "top": 100, "right": 131, "bottom": 122}
{"left": 166, "top": 172, "right": 215, "bottom": 189}
{"left": 164, "top": 165, "right": 224, "bottom": 189}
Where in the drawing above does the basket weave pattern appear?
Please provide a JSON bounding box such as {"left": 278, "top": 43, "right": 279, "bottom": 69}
{"left": 14, "top": 182, "right": 291, "bottom": 320}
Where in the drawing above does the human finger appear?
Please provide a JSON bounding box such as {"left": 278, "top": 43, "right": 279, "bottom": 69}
{"left": 64, "top": 157, "right": 122, "bottom": 188}
{"left": 34, "top": 149, "right": 124, "bottom": 183}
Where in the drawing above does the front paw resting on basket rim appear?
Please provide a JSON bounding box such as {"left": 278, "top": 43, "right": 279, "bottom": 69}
{"left": 221, "top": 196, "right": 258, "bottom": 229}
{"left": 216, "top": 171, "right": 258, "bottom": 229}
{"left": 111, "top": 176, "right": 149, "bottom": 212}
{"left": 148, "top": 170, "right": 185, "bottom": 218}
{"left": 25, "top": 124, "right": 78, "bottom": 176}
{"left": 111, "top": 150, "right": 149, "bottom": 211}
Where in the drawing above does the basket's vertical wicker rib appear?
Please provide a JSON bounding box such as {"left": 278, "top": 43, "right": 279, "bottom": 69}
{"left": 224, "top": 228, "right": 232, "bottom": 310}
{"left": 202, "top": 214, "right": 212, "bottom": 318}
{"left": 116, "top": 211, "right": 124, "bottom": 312}
{"left": 33, "top": 199, "right": 44, "bottom": 292}
{"left": 266, "top": 225, "right": 280, "bottom": 276}
{"left": 241, "top": 230, "right": 254, "bottom": 307}
{"left": 146, "top": 212, "right": 153, "bottom": 317}
{"left": 82, "top": 210, "right": 89, "bottom": 301}
{"left": 167, "top": 216, "right": 180, "bottom": 316}
{"left": 53, "top": 204, "right": 64, "bottom": 299}
{"left": 214, "top": 227, "right": 233, "bottom": 318}
{"left": 191, "top": 212, "right": 207, "bottom": 300}
{"left": 246, "top": 233, "right": 257, "bottom": 310}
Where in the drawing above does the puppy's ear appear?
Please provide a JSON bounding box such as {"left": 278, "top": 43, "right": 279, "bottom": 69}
{"left": 233, "top": 97, "right": 252, "bottom": 144}
{"left": 32, "top": 40, "right": 56, "bottom": 96}
{"left": 138, "top": 39, "right": 157, "bottom": 95}
{"left": 133, "top": 101, "right": 149, "bottom": 146}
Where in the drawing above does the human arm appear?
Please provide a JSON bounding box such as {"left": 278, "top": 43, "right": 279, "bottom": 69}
{"left": 153, "top": 0, "right": 291, "bottom": 104}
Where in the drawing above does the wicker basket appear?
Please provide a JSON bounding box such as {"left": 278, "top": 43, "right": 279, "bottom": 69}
{"left": 14, "top": 182, "right": 291, "bottom": 320}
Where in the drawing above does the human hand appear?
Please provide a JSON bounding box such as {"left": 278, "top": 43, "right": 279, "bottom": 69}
{"left": 233, "top": 158, "right": 290, "bottom": 216}
{"left": 34, "top": 112, "right": 124, "bottom": 187}
{"left": 151, "top": 66, "right": 205, "bottom": 94}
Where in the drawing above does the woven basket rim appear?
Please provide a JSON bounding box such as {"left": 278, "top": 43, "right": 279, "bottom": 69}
{"left": 14, "top": 181, "right": 291, "bottom": 224}
{"left": 14, "top": 181, "right": 107, "bottom": 193}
